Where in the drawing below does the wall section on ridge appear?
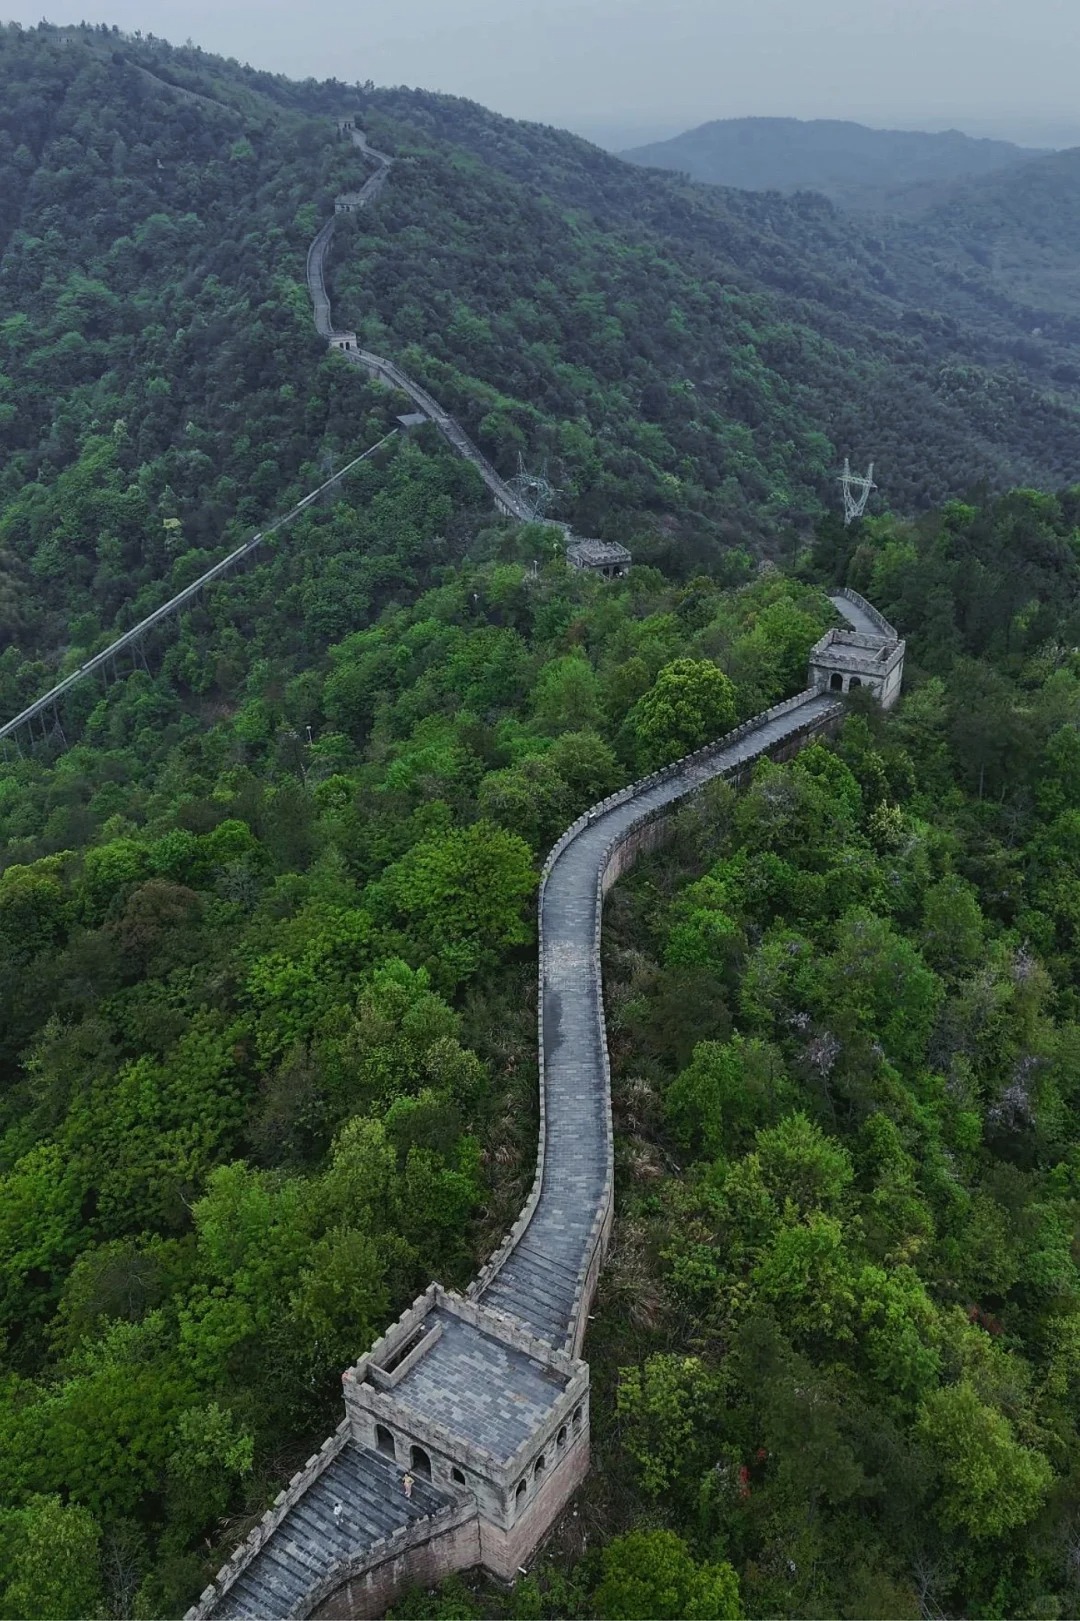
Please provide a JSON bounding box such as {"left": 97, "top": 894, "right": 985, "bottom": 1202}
{"left": 186, "top": 114, "right": 903, "bottom": 1621}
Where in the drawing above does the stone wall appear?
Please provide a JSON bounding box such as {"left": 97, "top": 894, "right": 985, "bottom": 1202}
{"left": 311, "top": 1507, "right": 482, "bottom": 1620}
{"left": 181, "top": 119, "right": 905, "bottom": 1621}
{"left": 342, "top": 1285, "right": 589, "bottom": 1532}
{"left": 836, "top": 585, "right": 897, "bottom": 639}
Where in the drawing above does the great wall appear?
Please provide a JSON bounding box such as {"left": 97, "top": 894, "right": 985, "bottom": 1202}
{"left": 180, "top": 122, "right": 905, "bottom": 1620}
{"left": 0, "top": 100, "right": 906, "bottom": 1619}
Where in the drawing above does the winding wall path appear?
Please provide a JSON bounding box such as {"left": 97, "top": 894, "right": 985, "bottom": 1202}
{"left": 186, "top": 121, "right": 898, "bottom": 1621}
{"left": 0, "top": 107, "right": 896, "bottom": 1619}
{"left": 306, "top": 128, "right": 540, "bottom": 525}
{"left": 191, "top": 682, "right": 852, "bottom": 1621}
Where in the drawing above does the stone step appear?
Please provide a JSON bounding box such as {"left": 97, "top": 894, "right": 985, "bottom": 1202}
{"left": 483, "top": 1280, "right": 569, "bottom": 1341}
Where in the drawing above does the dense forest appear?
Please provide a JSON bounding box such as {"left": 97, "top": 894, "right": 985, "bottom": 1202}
{"left": 4, "top": 18, "right": 1080, "bottom": 1621}
{"left": 5, "top": 19, "right": 1080, "bottom": 715}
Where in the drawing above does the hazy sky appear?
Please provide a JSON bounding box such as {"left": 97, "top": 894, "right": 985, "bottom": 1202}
{"left": 9, "top": 0, "right": 1080, "bottom": 148}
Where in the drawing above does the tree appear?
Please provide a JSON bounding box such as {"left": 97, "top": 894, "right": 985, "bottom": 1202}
{"left": 0, "top": 855, "right": 70, "bottom": 966}
{"left": 753, "top": 1111, "right": 854, "bottom": 1215}
{"left": 920, "top": 876, "right": 985, "bottom": 977}
{"left": 476, "top": 754, "right": 573, "bottom": 851}
{"left": 166, "top": 1403, "right": 254, "bottom": 1540}
{"left": 531, "top": 652, "right": 602, "bottom": 734}
{"left": 630, "top": 659, "right": 736, "bottom": 768}
{"left": 593, "top": 1530, "right": 742, "bottom": 1620}
{"left": 0, "top": 1494, "right": 104, "bottom": 1621}
{"left": 916, "top": 1382, "right": 1053, "bottom": 1539}
{"left": 616, "top": 1355, "right": 725, "bottom": 1498}
{"left": 379, "top": 820, "right": 535, "bottom": 984}
{"left": 666, "top": 1036, "right": 791, "bottom": 1157}
{"left": 809, "top": 910, "right": 943, "bottom": 1072}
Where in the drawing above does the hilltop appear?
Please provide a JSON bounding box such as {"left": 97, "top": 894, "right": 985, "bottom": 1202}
{"left": 620, "top": 115, "right": 1046, "bottom": 213}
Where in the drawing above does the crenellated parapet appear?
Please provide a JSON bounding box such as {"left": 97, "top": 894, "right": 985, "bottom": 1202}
{"left": 183, "top": 119, "right": 905, "bottom": 1621}
{"left": 810, "top": 588, "right": 905, "bottom": 709}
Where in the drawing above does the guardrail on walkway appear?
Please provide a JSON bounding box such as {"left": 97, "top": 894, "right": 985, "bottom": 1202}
{"left": 0, "top": 433, "right": 398, "bottom": 748}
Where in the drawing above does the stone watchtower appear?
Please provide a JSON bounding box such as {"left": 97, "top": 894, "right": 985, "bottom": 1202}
{"left": 811, "top": 588, "right": 905, "bottom": 709}
{"left": 566, "top": 537, "right": 631, "bottom": 579}
{"left": 343, "top": 1286, "right": 590, "bottom": 1588}
{"left": 186, "top": 1285, "right": 591, "bottom": 1620}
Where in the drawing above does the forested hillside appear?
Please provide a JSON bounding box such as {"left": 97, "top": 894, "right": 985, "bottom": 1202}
{"left": 340, "top": 87, "right": 1080, "bottom": 525}
{"left": 893, "top": 147, "right": 1080, "bottom": 334}
{"left": 4, "top": 20, "right": 1080, "bottom": 720}
{"left": 620, "top": 116, "right": 1041, "bottom": 214}
{"left": 0, "top": 21, "right": 392, "bottom": 690}
{"left": 0, "top": 464, "right": 840, "bottom": 1613}
{"left": 5, "top": 19, "right": 1080, "bottom": 1621}
{"left": 412, "top": 490, "right": 1080, "bottom": 1621}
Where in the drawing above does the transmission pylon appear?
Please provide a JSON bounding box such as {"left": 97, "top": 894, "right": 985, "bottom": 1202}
{"left": 839, "top": 458, "right": 876, "bottom": 526}
{"left": 508, "top": 453, "right": 559, "bottom": 521}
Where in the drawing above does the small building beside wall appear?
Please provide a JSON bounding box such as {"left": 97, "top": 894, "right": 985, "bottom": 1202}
{"left": 566, "top": 537, "right": 631, "bottom": 579}
{"left": 330, "top": 332, "right": 358, "bottom": 353}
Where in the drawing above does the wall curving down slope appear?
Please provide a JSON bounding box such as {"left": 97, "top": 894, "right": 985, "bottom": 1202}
{"left": 472, "top": 686, "right": 846, "bottom": 1352}
{"left": 189, "top": 680, "right": 853, "bottom": 1620}
{"left": 173, "top": 120, "right": 900, "bottom": 1621}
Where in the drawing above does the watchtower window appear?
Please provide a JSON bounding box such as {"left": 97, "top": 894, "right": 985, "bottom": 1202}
{"left": 375, "top": 1424, "right": 395, "bottom": 1458}
{"left": 515, "top": 1479, "right": 527, "bottom": 1505}
{"left": 849, "top": 676, "right": 862, "bottom": 689}
{"left": 451, "top": 1467, "right": 465, "bottom": 1485}
{"left": 572, "top": 1405, "right": 584, "bottom": 1435}
{"left": 829, "top": 671, "right": 843, "bottom": 691}
{"left": 534, "top": 1454, "right": 546, "bottom": 1482}
{"left": 410, "top": 1444, "right": 431, "bottom": 1479}
{"left": 557, "top": 1426, "right": 567, "bottom": 1450}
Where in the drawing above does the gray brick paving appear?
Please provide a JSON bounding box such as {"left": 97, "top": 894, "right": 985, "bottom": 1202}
{"left": 478, "top": 689, "right": 843, "bottom": 1344}
{"left": 204, "top": 688, "right": 846, "bottom": 1619}
{"left": 210, "top": 1444, "right": 450, "bottom": 1620}
{"left": 389, "top": 1309, "right": 567, "bottom": 1460}
{"left": 192, "top": 150, "right": 883, "bottom": 1619}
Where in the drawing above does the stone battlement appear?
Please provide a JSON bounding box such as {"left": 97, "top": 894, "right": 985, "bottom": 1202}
{"left": 183, "top": 121, "right": 906, "bottom": 1621}
{"left": 809, "top": 590, "right": 905, "bottom": 708}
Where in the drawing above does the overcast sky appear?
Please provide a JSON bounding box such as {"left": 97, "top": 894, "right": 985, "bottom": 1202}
{"left": 9, "top": 0, "right": 1079, "bottom": 148}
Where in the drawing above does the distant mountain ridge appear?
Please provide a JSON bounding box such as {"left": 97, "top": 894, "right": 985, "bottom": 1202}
{"left": 620, "top": 116, "right": 1048, "bottom": 213}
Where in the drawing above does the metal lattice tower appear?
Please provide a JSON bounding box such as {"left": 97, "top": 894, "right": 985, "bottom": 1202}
{"left": 508, "top": 454, "right": 559, "bottom": 521}
{"left": 839, "top": 457, "right": 877, "bottom": 526}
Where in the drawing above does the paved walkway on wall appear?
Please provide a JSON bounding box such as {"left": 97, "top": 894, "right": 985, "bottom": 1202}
{"left": 211, "top": 1444, "right": 452, "bottom": 1621}
{"left": 1, "top": 97, "right": 885, "bottom": 1617}
{"left": 308, "top": 129, "right": 543, "bottom": 526}
{"left": 828, "top": 591, "right": 881, "bottom": 638}
{"left": 478, "top": 690, "right": 840, "bottom": 1347}
{"left": 181, "top": 120, "right": 885, "bottom": 1620}
{"left": 193, "top": 688, "right": 843, "bottom": 1621}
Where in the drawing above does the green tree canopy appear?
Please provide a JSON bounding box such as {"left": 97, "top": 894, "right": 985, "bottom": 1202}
{"left": 631, "top": 659, "right": 736, "bottom": 768}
